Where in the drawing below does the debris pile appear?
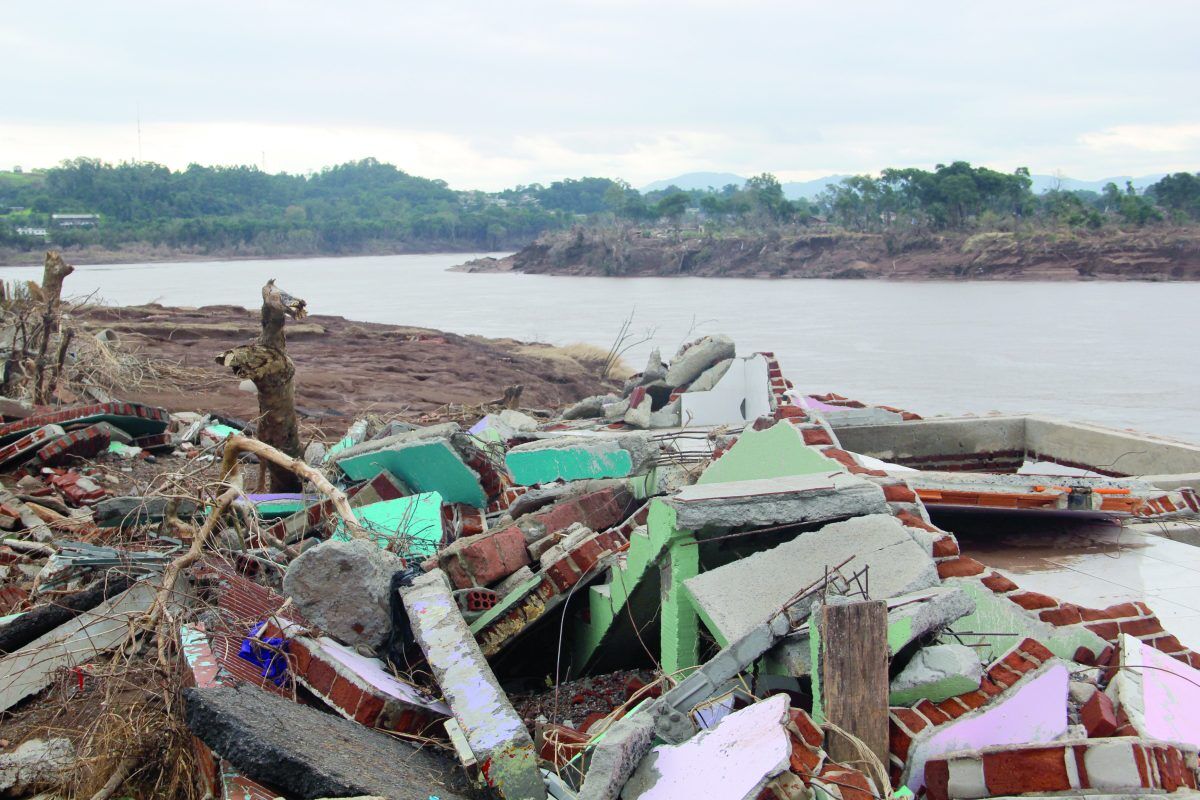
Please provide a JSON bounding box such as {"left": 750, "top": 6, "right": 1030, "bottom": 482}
{"left": 3, "top": 270, "right": 1200, "bottom": 799}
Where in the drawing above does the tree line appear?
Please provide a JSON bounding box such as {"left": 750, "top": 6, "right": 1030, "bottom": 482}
{"left": 2, "top": 158, "right": 1198, "bottom": 257}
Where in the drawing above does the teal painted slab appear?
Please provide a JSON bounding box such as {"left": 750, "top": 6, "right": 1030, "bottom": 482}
{"left": 506, "top": 445, "right": 633, "bottom": 486}
{"left": 337, "top": 439, "right": 486, "bottom": 508}
{"left": 334, "top": 491, "right": 445, "bottom": 556}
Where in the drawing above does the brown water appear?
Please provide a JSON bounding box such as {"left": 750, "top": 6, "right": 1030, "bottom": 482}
{"left": 2, "top": 252, "right": 1197, "bottom": 441}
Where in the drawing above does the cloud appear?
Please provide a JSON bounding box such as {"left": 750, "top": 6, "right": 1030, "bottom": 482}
{"left": 1079, "top": 124, "right": 1200, "bottom": 154}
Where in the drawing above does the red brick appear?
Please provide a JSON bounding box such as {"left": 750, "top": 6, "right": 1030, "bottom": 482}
{"left": 1118, "top": 616, "right": 1165, "bottom": 638}
{"left": 914, "top": 699, "right": 951, "bottom": 725}
{"left": 889, "top": 707, "right": 929, "bottom": 735}
{"left": 935, "top": 697, "right": 970, "bottom": 719}
{"left": 981, "top": 571, "right": 1019, "bottom": 593}
{"left": 1080, "top": 690, "right": 1118, "bottom": 738}
{"left": 1039, "top": 604, "right": 1084, "bottom": 626}
{"left": 1019, "top": 638, "right": 1055, "bottom": 663}
{"left": 801, "top": 427, "right": 833, "bottom": 446}
{"left": 931, "top": 536, "right": 960, "bottom": 558}
{"left": 988, "top": 665, "right": 1023, "bottom": 689}
{"left": 1085, "top": 621, "right": 1120, "bottom": 641}
{"left": 977, "top": 678, "right": 1004, "bottom": 696}
{"left": 789, "top": 708, "right": 825, "bottom": 747}
{"left": 1098, "top": 601, "right": 1141, "bottom": 619}
{"left": 894, "top": 509, "right": 938, "bottom": 532}
{"left": 957, "top": 690, "right": 990, "bottom": 710}
{"left": 982, "top": 746, "right": 1070, "bottom": 795}
{"left": 441, "top": 527, "right": 530, "bottom": 588}
{"left": 790, "top": 740, "right": 822, "bottom": 775}
{"left": 1010, "top": 591, "right": 1058, "bottom": 611}
{"left": 1148, "top": 634, "right": 1186, "bottom": 654}
{"left": 883, "top": 484, "right": 918, "bottom": 503}
{"left": 924, "top": 759, "right": 951, "bottom": 800}
{"left": 937, "top": 556, "right": 986, "bottom": 578}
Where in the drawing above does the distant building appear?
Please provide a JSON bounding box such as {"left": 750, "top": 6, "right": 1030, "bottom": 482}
{"left": 15, "top": 227, "right": 48, "bottom": 237}
{"left": 51, "top": 213, "right": 99, "bottom": 227}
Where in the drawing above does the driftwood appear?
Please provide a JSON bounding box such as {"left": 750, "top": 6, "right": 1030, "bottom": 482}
{"left": 217, "top": 279, "right": 307, "bottom": 491}
{"left": 221, "top": 433, "right": 365, "bottom": 538}
{"left": 33, "top": 251, "right": 74, "bottom": 404}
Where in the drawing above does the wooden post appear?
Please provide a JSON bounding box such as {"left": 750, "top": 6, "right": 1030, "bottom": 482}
{"left": 819, "top": 599, "right": 889, "bottom": 768}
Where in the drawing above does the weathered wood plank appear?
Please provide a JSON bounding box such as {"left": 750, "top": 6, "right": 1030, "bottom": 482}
{"left": 820, "top": 599, "right": 889, "bottom": 767}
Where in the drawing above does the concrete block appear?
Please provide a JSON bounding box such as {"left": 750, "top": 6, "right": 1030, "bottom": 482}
{"left": 400, "top": 570, "right": 546, "bottom": 800}
{"left": 183, "top": 683, "right": 470, "bottom": 800}
{"left": 684, "top": 514, "right": 938, "bottom": 646}
{"left": 578, "top": 712, "right": 657, "bottom": 800}
{"left": 686, "top": 358, "right": 732, "bottom": 393}
{"left": 890, "top": 643, "right": 983, "bottom": 705}
{"left": 665, "top": 334, "right": 735, "bottom": 388}
{"left": 621, "top": 694, "right": 791, "bottom": 800}
{"left": 563, "top": 394, "right": 617, "bottom": 420}
{"left": 282, "top": 539, "right": 405, "bottom": 650}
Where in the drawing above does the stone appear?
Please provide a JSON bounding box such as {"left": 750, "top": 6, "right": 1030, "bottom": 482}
{"left": 400, "top": 570, "right": 546, "bottom": 800}
{"left": 623, "top": 393, "right": 653, "bottom": 429}
{"left": 282, "top": 539, "right": 405, "bottom": 650}
{"left": 184, "top": 683, "right": 469, "bottom": 800}
{"left": 684, "top": 514, "right": 937, "bottom": 645}
{"left": 622, "top": 694, "right": 791, "bottom": 800}
{"left": 563, "top": 394, "right": 617, "bottom": 420}
{"left": 641, "top": 348, "right": 667, "bottom": 384}
{"left": 890, "top": 643, "right": 983, "bottom": 705}
{"left": 665, "top": 334, "right": 736, "bottom": 388}
{"left": 0, "top": 737, "right": 76, "bottom": 795}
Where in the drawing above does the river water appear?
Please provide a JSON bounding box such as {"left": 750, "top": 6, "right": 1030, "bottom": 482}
{"left": 1, "top": 252, "right": 1196, "bottom": 442}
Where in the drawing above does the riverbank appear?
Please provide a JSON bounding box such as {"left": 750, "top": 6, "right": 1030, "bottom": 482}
{"left": 72, "top": 303, "right": 619, "bottom": 434}
{"left": 0, "top": 242, "right": 500, "bottom": 268}
{"left": 454, "top": 226, "right": 1200, "bottom": 280}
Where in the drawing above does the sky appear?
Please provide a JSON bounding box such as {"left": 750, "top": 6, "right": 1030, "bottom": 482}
{"left": 2, "top": 1, "right": 1198, "bottom": 191}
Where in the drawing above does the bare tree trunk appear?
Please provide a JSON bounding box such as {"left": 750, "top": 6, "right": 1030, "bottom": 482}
{"left": 217, "top": 280, "right": 306, "bottom": 492}
{"left": 33, "top": 251, "right": 74, "bottom": 404}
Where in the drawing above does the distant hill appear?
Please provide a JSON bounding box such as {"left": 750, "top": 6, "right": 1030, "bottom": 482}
{"left": 1027, "top": 173, "right": 1167, "bottom": 194}
{"left": 644, "top": 171, "right": 1175, "bottom": 199}
{"left": 640, "top": 172, "right": 746, "bottom": 193}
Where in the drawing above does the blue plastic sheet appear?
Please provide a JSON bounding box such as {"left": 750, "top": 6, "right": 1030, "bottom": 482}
{"left": 237, "top": 621, "right": 289, "bottom": 685}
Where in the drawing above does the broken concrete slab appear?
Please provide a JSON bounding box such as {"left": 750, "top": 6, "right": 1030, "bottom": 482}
{"left": 665, "top": 334, "right": 735, "bottom": 388}
{"left": 679, "top": 354, "right": 772, "bottom": 428}
{"left": 1112, "top": 633, "right": 1200, "bottom": 748}
{"left": 0, "top": 424, "right": 65, "bottom": 468}
{"left": 336, "top": 429, "right": 487, "bottom": 508}
{"left": 621, "top": 694, "right": 791, "bottom": 800}
{"left": 670, "top": 470, "right": 888, "bottom": 529}
{"left": 400, "top": 569, "right": 546, "bottom": 800}
{"left": 282, "top": 539, "right": 405, "bottom": 650}
{"left": 0, "top": 580, "right": 156, "bottom": 713}
{"left": 696, "top": 420, "right": 842, "bottom": 485}
{"left": 183, "top": 683, "right": 470, "bottom": 800}
{"left": 890, "top": 643, "right": 983, "bottom": 705}
{"left": 334, "top": 491, "right": 444, "bottom": 557}
{"left": 944, "top": 578, "right": 1110, "bottom": 664}
{"left": 0, "top": 571, "right": 133, "bottom": 655}
{"left": 563, "top": 394, "right": 618, "bottom": 420}
{"left": 506, "top": 434, "right": 659, "bottom": 486}
{"left": 0, "top": 737, "right": 76, "bottom": 795}
{"left": 684, "top": 514, "right": 938, "bottom": 646}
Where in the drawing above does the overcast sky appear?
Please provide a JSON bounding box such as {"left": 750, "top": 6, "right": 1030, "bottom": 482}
{"left": 2, "top": 1, "right": 1197, "bottom": 190}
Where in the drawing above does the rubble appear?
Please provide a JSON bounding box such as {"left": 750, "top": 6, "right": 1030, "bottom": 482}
{"left": 1, "top": 298, "right": 1200, "bottom": 800}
